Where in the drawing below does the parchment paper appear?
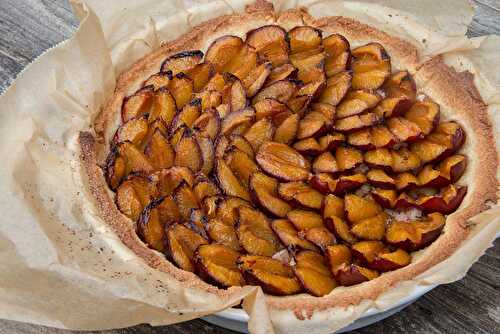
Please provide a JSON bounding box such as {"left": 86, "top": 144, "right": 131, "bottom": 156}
{"left": 0, "top": 0, "right": 498, "bottom": 333}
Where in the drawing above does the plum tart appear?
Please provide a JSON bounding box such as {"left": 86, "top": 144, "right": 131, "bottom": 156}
{"left": 80, "top": 1, "right": 497, "bottom": 305}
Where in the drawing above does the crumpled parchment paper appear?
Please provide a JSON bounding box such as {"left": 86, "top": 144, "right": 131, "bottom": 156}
{"left": 0, "top": 0, "right": 498, "bottom": 333}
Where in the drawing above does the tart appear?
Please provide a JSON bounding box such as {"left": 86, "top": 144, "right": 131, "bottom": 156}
{"left": 79, "top": 0, "right": 497, "bottom": 313}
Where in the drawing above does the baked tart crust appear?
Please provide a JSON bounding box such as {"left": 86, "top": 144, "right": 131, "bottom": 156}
{"left": 79, "top": 0, "right": 498, "bottom": 315}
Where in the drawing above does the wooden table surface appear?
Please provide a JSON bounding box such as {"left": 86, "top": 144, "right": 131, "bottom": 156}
{"left": 0, "top": 1, "right": 499, "bottom": 333}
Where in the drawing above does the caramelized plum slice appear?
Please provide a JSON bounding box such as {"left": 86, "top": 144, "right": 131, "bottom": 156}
{"left": 322, "top": 193, "right": 344, "bottom": 218}
{"left": 344, "top": 194, "right": 382, "bottom": 223}
{"left": 116, "top": 175, "right": 153, "bottom": 221}
{"left": 256, "top": 142, "right": 310, "bottom": 181}
{"left": 299, "top": 226, "right": 336, "bottom": 251}
{"left": 215, "top": 158, "right": 251, "bottom": 201}
{"left": 371, "top": 188, "right": 396, "bottom": 208}
{"left": 148, "top": 87, "right": 177, "bottom": 125}
{"left": 228, "top": 79, "right": 247, "bottom": 112}
{"left": 323, "top": 33, "right": 350, "bottom": 76}
{"left": 326, "top": 244, "right": 378, "bottom": 286}
{"left": 244, "top": 117, "right": 275, "bottom": 151}
{"left": 149, "top": 166, "right": 194, "bottom": 196}
{"left": 383, "top": 70, "right": 416, "bottom": 101}
{"left": 205, "top": 36, "right": 244, "bottom": 72}
{"left": 391, "top": 148, "right": 421, "bottom": 173}
{"left": 166, "top": 223, "right": 208, "bottom": 272}
{"left": 221, "top": 107, "right": 255, "bottom": 136}
{"left": 249, "top": 172, "right": 292, "bottom": 218}
{"left": 319, "top": 71, "right": 352, "bottom": 106}
{"left": 370, "top": 249, "right": 411, "bottom": 272}
{"left": 252, "top": 80, "right": 297, "bottom": 105}
{"left": 351, "top": 241, "right": 386, "bottom": 264}
{"left": 145, "top": 129, "right": 175, "bottom": 170}
{"left": 395, "top": 172, "right": 419, "bottom": 191}
{"left": 174, "top": 130, "right": 203, "bottom": 172}
{"left": 224, "top": 148, "right": 260, "bottom": 187}
{"left": 351, "top": 43, "right": 391, "bottom": 90}
{"left": 192, "top": 110, "right": 220, "bottom": 140}
{"left": 224, "top": 44, "right": 258, "bottom": 80}
{"left": 237, "top": 207, "right": 282, "bottom": 256}
{"left": 366, "top": 169, "right": 395, "bottom": 189}
{"left": 170, "top": 100, "right": 201, "bottom": 133}
{"left": 144, "top": 71, "right": 172, "bottom": 90}
{"left": 287, "top": 209, "right": 324, "bottom": 230}
{"left": 194, "top": 244, "right": 244, "bottom": 287}
{"left": 336, "top": 146, "right": 364, "bottom": 171}
{"left": 351, "top": 241, "right": 411, "bottom": 272}
{"left": 267, "top": 63, "right": 296, "bottom": 85}
{"left": 160, "top": 50, "right": 203, "bottom": 75}
{"left": 310, "top": 173, "right": 367, "bottom": 195}
{"left": 274, "top": 113, "right": 300, "bottom": 145}
{"left": 168, "top": 73, "right": 194, "bottom": 109}
{"left": 336, "top": 90, "right": 381, "bottom": 119}
{"left": 246, "top": 25, "right": 289, "bottom": 66}
{"left": 350, "top": 212, "right": 387, "bottom": 240}
{"left": 373, "top": 96, "right": 411, "bottom": 118}
{"left": 114, "top": 116, "right": 148, "bottom": 146}
{"left": 437, "top": 154, "right": 467, "bottom": 183}
{"left": 254, "top": 98, "right": 290, "bottom": 123}
{"left": 173, "top": 182, "right": 200, "bottom": 220}
{"left": 297, "top": 111, "right": 329, "bottom": 139}
{"left": 122, "top": 86, "right": 154, "bottom": 122}
{"left": 417, "top": 184, "right": 467, "bottom": 214}
{"left": 137, "top": 200, "right": 166, "bottom": 252}
{"left": 278, "top": 181, "right": 324, "bottom": 210}
{"left": 334, "top": 112, "right": 380, "bottom": 133}
{"left": 312, "top": 152, "right": 338, "bottom": 174}
{"left": 386, "top": 213, "right": 445, "bottom": 251}
{"left": 117, "top": 141, "right": 154, "bottom": 175}
{"left": 287, "top": 26, "right": 322, "bottom": 54}
{"left": 404, "top": 100, "right": 440, "bottom": 135}
{"left": 386, "top": 117, "right": 422, "bottom": 143}
{"left": 294, "top": 251, "right": 337, "bottom": 296}
{"left": 271, "top": 219, "right": 319, "bottom": 251}
{"left": 335, "top": 264, "right": 379, "bottom": 286}
{"left": 243, "top": 62, "right": 272, "bottom": 97}
{"left": 238, "top": 255, "right": 302, "bottom": 295}
{"left": 325, "top": 216, "right": 357, "bottom": 244}
{"left": 206, "top": 218, "right": 241, "bottom": 251}
{"left": 193, "top": 174, "right": 220, "bottom": 203}
{"left": 186, "top": 62, "right": 214, "bottom": 92}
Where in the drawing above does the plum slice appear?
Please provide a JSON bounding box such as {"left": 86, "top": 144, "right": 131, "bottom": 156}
{"left": 238, "top": 255, "right": 302, "bottom": 295}
{"left": 237, "top": 206, "right": 282, "bottom": 256}
{"left": 323, "top": 33, "right": 350, "bottom": 76}
{"left": 160, "top": 50, "right": 203, "bottom": 75}
{"left": 256, "top": 142, "right": 310, "bottom": 181}
{"left": 271, "top": 219, "right": 319, "bottom": 252}
{"left": 205, "top": 36, "right": 244, "bottom": 72}
{"left": 194, "top": 244, "right": 245, "bottom": 287}
{"left": 386, "top": 213, "right": 445, "bottom": 251}
{"left": 278, "top": 181, "right": 324, "bottom": 210}
{"left": 246, "top": 25, "right": 289, "bottom": 66}
{"left": 122, "top": 86, "right": 155, "bottom": 122}
{"left": 351, "top": 43, "right": 391, "bottom": 90}
{"left": 249, "top": 172, "right": 292, "bottom": 218}
{"left": 294, "top": 251, "right": 337, "bottom": 296}
{"left": 166, "top": 223, "right": 208, "bottom": 272}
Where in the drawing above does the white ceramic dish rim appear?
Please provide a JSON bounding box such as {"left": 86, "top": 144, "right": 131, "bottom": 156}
{"left": 214, "top": 284, "right": 437, "bottom": 323}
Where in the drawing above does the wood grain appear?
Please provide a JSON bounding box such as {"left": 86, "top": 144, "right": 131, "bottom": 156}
{"left": 0, "top": 1, "right": 498, "bottom": 333}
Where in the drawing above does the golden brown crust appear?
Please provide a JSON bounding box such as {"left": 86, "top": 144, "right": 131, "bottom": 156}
{"left": 79, "top": 0, "right": 498, "bottom": 316}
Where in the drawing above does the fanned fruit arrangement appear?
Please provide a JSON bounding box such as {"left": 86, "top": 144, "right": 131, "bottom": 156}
{"left": 105, "top": 25, "right": 468, "bottom": 297}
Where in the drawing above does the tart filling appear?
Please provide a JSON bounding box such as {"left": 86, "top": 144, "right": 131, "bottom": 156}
{"left": 102, "top": 25, "right": 471, "bottom": 297}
